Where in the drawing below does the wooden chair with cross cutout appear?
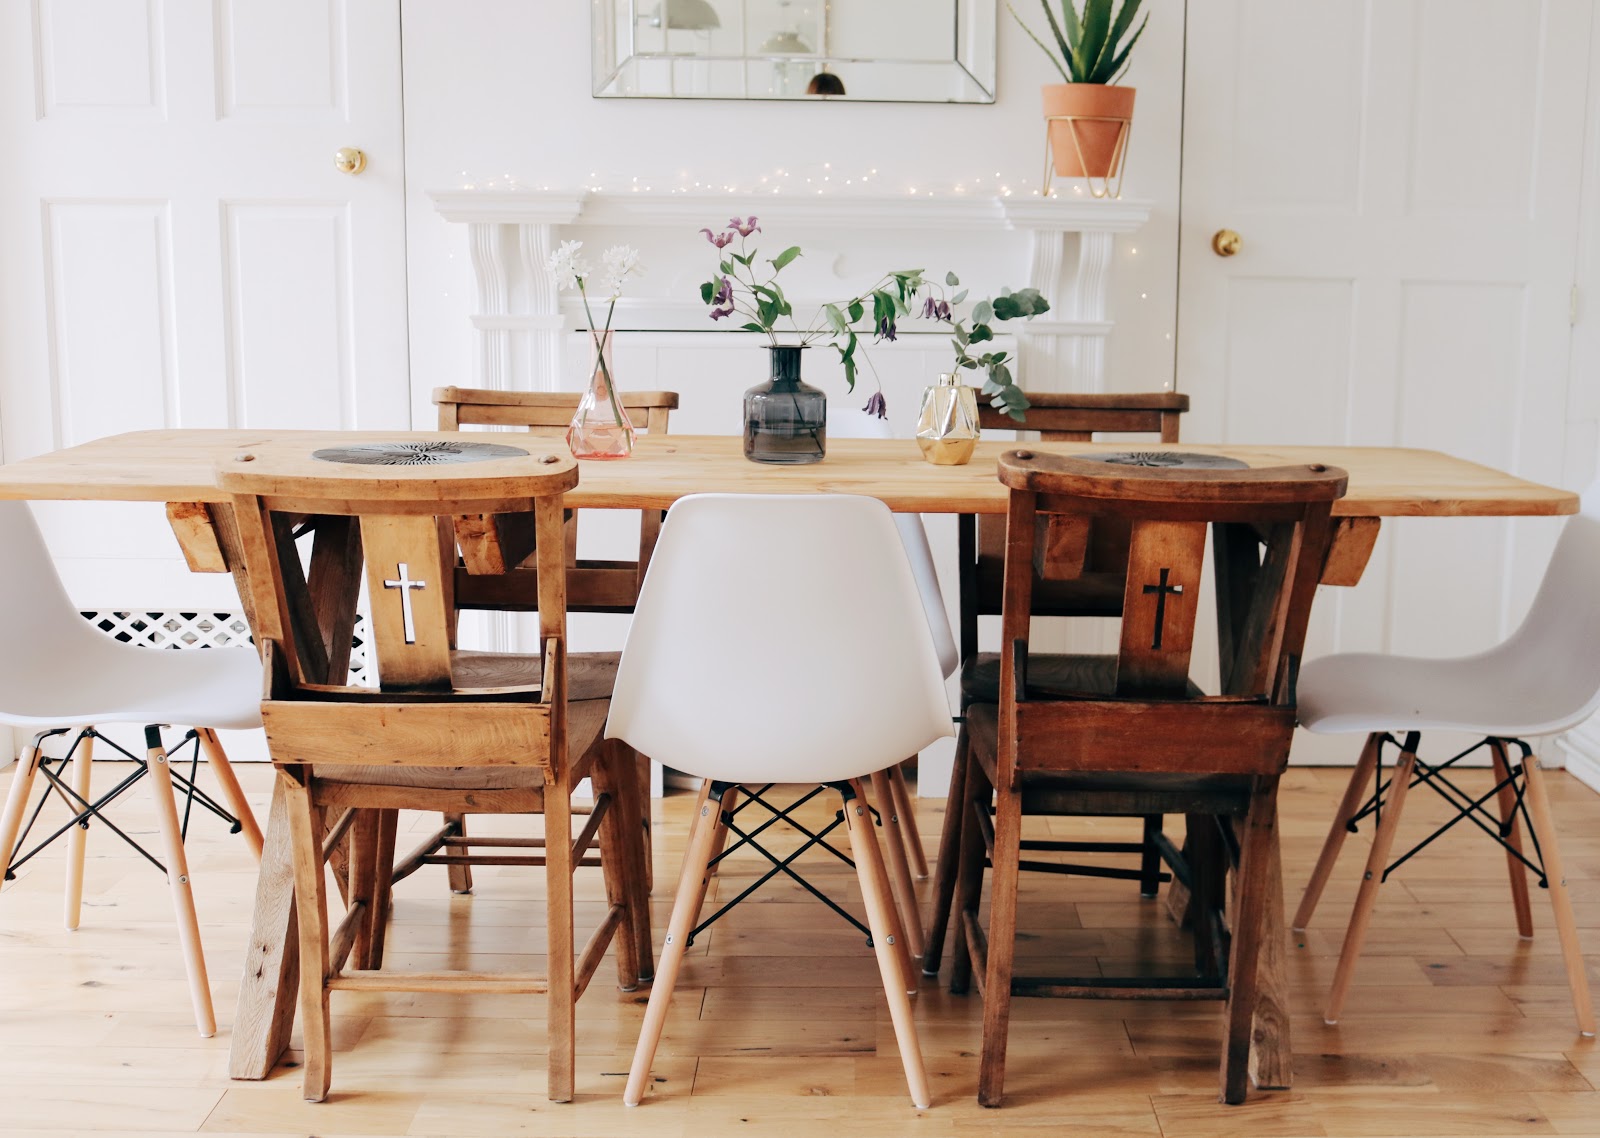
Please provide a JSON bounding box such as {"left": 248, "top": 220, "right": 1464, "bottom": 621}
{"left": 431, "top": 386, "right": 678, "bottom": 895}
{"left": 218, "top": 438, "right": 653, "bottom": 1103}
{"left": 948, "top": 448, "right": 1345, "bottom": 1105}
{"left": 922, "top": 389, "right": 1192, "bottom": 975}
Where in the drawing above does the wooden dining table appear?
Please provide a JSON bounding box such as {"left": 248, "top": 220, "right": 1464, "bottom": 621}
{"left": 0, "top": 428, "right": 1578, "bottom": 1092}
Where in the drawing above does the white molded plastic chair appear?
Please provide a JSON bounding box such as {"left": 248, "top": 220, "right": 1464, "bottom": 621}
{"left": 1293, "top": 488, "right": 1600, "bottom": 1036}
{"left": 0, "top": 500, "right": 263, "bottom": 1037}
{"left": 824, "top": 408, "right": 958, "bottom": 952}
{"left": 608, "top": 493, "right": 954, "bottom": 1107}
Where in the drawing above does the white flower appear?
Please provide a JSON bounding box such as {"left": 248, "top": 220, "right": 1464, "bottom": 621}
{"left": 597, "top": 244, "right": 644, "bottom": 296}
{"left": 546, "top": 239, "right": 591, "bottom": 289}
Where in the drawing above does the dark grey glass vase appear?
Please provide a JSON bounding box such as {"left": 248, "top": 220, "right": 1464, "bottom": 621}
{"left": 744, "top": 345, "right": 826, "bottom": 465}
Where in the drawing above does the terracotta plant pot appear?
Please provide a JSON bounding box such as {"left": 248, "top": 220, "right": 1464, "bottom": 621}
{"left": 1042, "top": 83, "right": 1136, "bottom": 179}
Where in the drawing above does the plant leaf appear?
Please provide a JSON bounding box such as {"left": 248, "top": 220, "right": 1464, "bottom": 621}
{"left": 952, "top": 288, "right": 968, "bottom": 305}
{"left": 740, "top": 322, "right": 765, "bottom": 333}
{"left": 700, "top": 281, "right": 715, "bottom": 304}
{"left": 770, "top": 245, "right": 802, "bottom": 271}
{"left": 945, "top": 271, "right": 960, "bottom": 287}
{"left": 823, "top": 303, "right": 849, "bottom": 335}
{"left": 972, "top": 299, "right": 994, "bottom": 325}
{"left": 969, "top": 324, "right": 994, "bottom": 344}
{"left": 1104, "top": 12, "right": 1148, "bottom": 84}
{"left": 1080, "top": 0, "right": 1114, "bottom": 83}
{"left": 847, "top": 300, "right": 864, "bottom": 322}
{"left": 1058, "top": 0, "right": 1083, "bottom": 79}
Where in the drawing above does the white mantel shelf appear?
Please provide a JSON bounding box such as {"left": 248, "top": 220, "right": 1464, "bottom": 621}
{"left": 428, "top": 188, "right": 1153, "bottom": 233}
{"left": 428, "top": 187, "right": 1153, "bottom": 394}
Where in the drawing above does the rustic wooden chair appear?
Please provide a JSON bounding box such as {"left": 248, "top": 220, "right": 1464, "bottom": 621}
{"left": 433, "top": 385, "right": 678, "bottom": 894}
{"left": 922, "top": 389, "right": 1192, "bottom": 974}
{"left": 218, "top": 440, "right": 653, "bottom": 1103}
{"left": 948, "top": 448, "right": 1345, "bottom": 1106}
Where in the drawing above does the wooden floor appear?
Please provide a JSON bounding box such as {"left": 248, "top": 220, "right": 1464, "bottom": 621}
{"left": 2, "top": 759, "right": 1599, "bottom": 1137}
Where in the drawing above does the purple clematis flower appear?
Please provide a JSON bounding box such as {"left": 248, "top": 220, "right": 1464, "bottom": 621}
{"left": 876, "top": 316, "right": 897, "bottom": 342}
{"left": 701, "top": 227, "right": 735, "bottom": 248}
{"left": 728, "top": 216, "right": 761, "bottom": 237}
{"left": 709, "top": 275, "right": 735, "bottom": 319}
{"left": 862, "top": 391, "right": 887, "bottom": 419}
{"left": 920, "top": 296, "right": 952, "bottom": 322}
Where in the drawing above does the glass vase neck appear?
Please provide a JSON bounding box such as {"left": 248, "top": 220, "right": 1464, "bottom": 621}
{"left": 767, "top": 344, "right": 805, "bottom": 383}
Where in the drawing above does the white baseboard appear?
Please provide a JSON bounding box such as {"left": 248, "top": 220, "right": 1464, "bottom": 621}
{"left": 1557, "top": 723, "right": 1600, "bottom": 795}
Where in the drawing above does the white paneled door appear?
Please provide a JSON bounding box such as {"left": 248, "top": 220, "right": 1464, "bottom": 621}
{"left": 1178, "top": 0, "right": 1592, "bottom": 762}
{"left": 0, "top": 0, "right": 408, "bottom": 610}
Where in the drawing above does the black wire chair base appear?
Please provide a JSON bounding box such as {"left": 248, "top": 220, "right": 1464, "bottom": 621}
{"left": 688, "top": 780, "right": 882, "bottom": 949}
{"left": 1347, "top": 734, "right": 1548, "bottom": 888}
{"left": 4, "top": 726, "right": 242, "bottom": 881}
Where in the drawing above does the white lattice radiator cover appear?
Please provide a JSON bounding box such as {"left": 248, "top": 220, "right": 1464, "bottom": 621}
{"left": 80, "top": 611, "right": 372, "bottom": 686}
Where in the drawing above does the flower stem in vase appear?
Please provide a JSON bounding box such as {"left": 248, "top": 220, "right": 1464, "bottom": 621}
{"left": 567, "top": 328, "right": 636, "bottom": 460}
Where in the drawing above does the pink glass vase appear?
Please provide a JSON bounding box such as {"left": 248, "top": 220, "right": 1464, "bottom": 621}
{"left": 566, "top": 331, "right": 635, "bottom": 460}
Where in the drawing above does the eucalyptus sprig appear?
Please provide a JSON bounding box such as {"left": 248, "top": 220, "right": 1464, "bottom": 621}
{"left": 920, "top": 272, "right": 1051, "bottom": 422}
{"left": 699, "top": 216, "right": 925, "bottom": 396}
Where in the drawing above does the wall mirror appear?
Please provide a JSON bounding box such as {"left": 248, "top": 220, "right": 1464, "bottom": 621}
{"left": 592, "top": 0, "right": 996, "bottom": 103}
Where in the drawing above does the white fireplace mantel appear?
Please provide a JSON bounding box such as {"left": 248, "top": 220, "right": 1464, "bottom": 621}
{"left": 428, "top": 188, "right": 1152, "bottom": 394}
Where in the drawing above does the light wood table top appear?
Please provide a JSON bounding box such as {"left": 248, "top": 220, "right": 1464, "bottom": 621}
{"left": 0, "top": 429, "right": 1577, "bottom": 518}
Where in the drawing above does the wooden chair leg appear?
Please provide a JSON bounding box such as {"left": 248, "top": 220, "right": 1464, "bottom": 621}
{"left": 367, "top": 808, "right": 398, "bottom": 969}
{"left": 1325, "top": 734, "right": 1419, "bottom": 1024}
{"left": 1139, "top": 814, "right": 1163, "bottom": 898}
{"left": 842, "top": 779, "right": 931, "bottom": 1109}
{"left": 633, "top": 746, "right": 654, "bottom": 894}
{"left": 870, "top": 768, "right": 925, "bottom": 962}
{"left": 624, "top": 781, "right": 731, "bottom": 1106}
{"left": 545, "top": 783, "right": 576, "bottom": 1103}
{"left": 280, "top": 765, "right": 332, "bottom": 1101}
{"left": 144, "top": 727, "right": 216, "bottom": 1039}
{"left": 64, "top": 731, "right": 96, "bottom": 930}
{"left": 1293, "top": 732, "right": 1381, "bottom": 930}
{"left": 1489, "top": 739, "right": 1535, "bottom": 939}
{"left": 922, "top": 721, "right": 971, "bottom": 978}
{"left": 978, "top": 782, "right": 1023, "bottom": 1108}
{"left": 0, "top": 735, "right": 47, "bottom": 887}
{"left": 948, "top": 742, "right": 990, "bottom": 997}
{"left": 347, "top": 808, "right": 378, "bottom": 971}
{"left": 889, "top": 761, "right": 928, "bottom": 878}
{"left": 592, "top": 741, "right": 652, "bottom": 990}
{"left": 1520, "top": 751, "right": 1597, "bottom": 1036}
{"left": 442, "top": 812, "right": 472, "bottom": 894}
{"left": 196, "top": 728, "right": 263, "bottom": 860}
{"left": 1221, "top": 777, "right": 1279, "bottom": 1104}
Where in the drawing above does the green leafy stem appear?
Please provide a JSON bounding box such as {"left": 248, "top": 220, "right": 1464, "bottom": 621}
{"left": 700, "top": 229, "right": 925, "bottom": 392}
{"left": 921, "top": 272, "right": 1051, "bottom": 422}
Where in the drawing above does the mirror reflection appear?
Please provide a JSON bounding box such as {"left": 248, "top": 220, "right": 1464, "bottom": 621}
{"left": 592, "top": 0, "right": 996, "bottom": 103}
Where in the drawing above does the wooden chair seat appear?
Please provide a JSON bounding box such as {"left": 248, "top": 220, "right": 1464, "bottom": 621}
{"left": 965, "top": 705, "right": 1253, "bottom": 816}
{"left": 959, "top": 652, "right": 1204, "bottom": 704}
{"left": 319, "top": 699, "right": 609, "bottom": 792}
{"left": 450, "top": 649, "right": 619, "bottom": 701}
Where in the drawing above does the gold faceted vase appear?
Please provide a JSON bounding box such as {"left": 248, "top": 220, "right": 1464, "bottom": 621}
{"left": 915, "top": 373, "right": 980, "bottom": 465}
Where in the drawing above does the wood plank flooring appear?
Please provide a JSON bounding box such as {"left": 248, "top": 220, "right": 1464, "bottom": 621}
{"left": 1, "top": 760, "right": 1598, "bottom": 1137}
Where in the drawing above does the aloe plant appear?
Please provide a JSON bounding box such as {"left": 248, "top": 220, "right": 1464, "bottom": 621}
{"left": 1009, "top": 0, "right": 1148, "bottom": 85}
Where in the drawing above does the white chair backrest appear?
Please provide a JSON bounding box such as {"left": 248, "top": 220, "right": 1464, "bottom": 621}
{"left": 826, "top": 408, "right": 959, "bottom": 679}
{"left": 605, "top": 494, "right": 955, "bottom": 785}
{"left": 0, "top": 500, "right": 112, "bottom": 657}
{"left": 1492, "top": 485, "right": 1600, "bottom": 733}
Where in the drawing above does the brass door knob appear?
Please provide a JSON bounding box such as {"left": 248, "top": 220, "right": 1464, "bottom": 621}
{"left": 1212, "top": 228, "right": 1242, "bottom": 257}
{"left": 334, "top": 147, "right": 367, "bottom": 175}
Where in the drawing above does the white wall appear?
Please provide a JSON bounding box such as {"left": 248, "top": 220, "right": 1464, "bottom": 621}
{"left": 399, "top": 0, "right": 1186, "bottom": 418}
